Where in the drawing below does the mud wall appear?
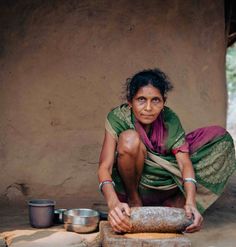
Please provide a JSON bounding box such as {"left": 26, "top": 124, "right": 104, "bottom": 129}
{"left": 0, "top": 0, "right": 226, "bottom": 207}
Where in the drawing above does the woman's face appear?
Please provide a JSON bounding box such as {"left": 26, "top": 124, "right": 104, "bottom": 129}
{"left": 129, "top": 84, "right": 164, "bottom": 126}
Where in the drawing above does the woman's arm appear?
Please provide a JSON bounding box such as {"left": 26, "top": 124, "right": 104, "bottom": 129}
{"left": 175, "top": 152, "right": 203, "bottom": 233}
{"left": 98, "top": 130, "right": 131, "bottom": 232}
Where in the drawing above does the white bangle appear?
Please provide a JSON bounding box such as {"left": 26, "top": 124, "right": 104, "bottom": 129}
{"left": 183, "top": 178, "right": 197, "bottom": 186}
{"left": 98, "top": 180, "right": 115, "bottom": 194}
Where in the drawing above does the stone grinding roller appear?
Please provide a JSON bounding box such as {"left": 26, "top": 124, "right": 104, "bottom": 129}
{"left": 129, "top": 207, "right": 193, "bottom": 233}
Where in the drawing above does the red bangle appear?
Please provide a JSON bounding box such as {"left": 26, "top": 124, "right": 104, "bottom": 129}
{"left": 99, "top": 180, "right": 115, "bottom": 194}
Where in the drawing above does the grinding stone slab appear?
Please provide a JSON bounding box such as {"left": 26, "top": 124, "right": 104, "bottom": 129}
{"left": 130, "top": 207, "right": 192, "bottom": 233}
{"left": 100, "top": 221, "right": 191, "bottom": 247}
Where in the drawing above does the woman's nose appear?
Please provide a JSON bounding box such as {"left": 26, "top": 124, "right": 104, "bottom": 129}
{"left": 145, "top": 101, "right": 152, "bottom": 111}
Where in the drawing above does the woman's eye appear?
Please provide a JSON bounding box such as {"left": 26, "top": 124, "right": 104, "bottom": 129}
{"left": 152, "top": 98, "right": 160, "bottom": 103}
{"left": 138, "top": 97, "right": 146, "bottom": 102}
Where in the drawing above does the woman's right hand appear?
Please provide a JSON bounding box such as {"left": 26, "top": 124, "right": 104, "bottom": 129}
{"left": 108, "top": 202, "right": 132, "bottom": 233}
{"left": 184, "top": 204, "right": 203, "bottom": 233}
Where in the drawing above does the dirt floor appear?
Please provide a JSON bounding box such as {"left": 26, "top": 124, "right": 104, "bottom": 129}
{"left": 0, "top": 173, "right": 236, "bottom": 247}
{"left": 187, "top": 173, "right": 236, "bottom": 246}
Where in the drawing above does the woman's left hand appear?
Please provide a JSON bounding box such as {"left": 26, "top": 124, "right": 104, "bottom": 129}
{"left": 184, "top": 204, "right": 203, "bottom": 233}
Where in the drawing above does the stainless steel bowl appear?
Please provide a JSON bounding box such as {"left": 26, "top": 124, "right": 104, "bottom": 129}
{"left": 64, "top": 208, "right": 99, "bottom": 233}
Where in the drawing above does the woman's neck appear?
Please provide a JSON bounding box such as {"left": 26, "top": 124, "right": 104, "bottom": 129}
{"left": 142, "top": 123, "right": 151, "bottom": 135}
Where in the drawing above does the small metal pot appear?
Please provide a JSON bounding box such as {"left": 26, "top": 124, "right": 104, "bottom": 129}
{"left": 54, "top": 208, "right": 67, "bottom": 224}
{"left": 92, "top": 203, "right": 108, "bottom": 220}
{"left": 28, "top": 199, "right": 56, "bottom": 228}
{"left": 64, "top": 208, "right": 99, "bottom": 233}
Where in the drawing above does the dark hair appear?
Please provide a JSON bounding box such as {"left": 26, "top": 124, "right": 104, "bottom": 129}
{"left": 125, "top": 68, "right": 173, "bottom": 102}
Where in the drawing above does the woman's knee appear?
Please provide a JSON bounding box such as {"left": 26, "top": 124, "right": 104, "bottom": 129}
{"left": 117, "top": 130, "right": 142, "bottom": 155}
{"left": 207, "top": 125, "right": 227, "bottom": 136}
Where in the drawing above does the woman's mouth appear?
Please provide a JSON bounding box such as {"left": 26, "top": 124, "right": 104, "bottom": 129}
{"left": 142, "top": 114, "right": 154, "bottom": 118}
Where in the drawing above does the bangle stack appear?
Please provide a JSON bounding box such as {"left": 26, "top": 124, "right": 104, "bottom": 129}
{"left": 99, "top": 180, "right": 115, "bottom": 194}
{"left": 183, "top": 178, "right": 197, "bottom": 187}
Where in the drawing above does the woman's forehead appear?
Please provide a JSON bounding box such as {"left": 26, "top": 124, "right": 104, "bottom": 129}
{"left": 135, "top": 84, "right": 162, "bottom": 96}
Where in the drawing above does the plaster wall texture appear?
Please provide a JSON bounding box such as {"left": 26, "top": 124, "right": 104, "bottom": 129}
{"left": 0, "top": 0, "right": 226, "bottom": 207}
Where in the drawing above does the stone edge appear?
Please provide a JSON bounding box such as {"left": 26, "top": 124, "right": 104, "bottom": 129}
{"left": 0, "top": 235, "right": 6, "bottom": 247}
{"left": 100, "top": 221, "right": 191, "bottom": 247}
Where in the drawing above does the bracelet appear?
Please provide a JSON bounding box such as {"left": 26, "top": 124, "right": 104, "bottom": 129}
{"left": 183, "top": 178, "right": 197, "bottom": 187}
{"left": 99, "top": 180, "right": 115, "bottom": 194}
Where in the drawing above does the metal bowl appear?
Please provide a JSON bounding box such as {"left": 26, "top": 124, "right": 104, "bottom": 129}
{"left": 64, "top": 222, "right": 98, "bottom": 233}
{"left": 64, "top": 208, "right": 99, "bottom": 233}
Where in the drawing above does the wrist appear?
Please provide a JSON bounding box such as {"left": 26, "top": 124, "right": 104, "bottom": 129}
{"left": 108, "top": 197, "right": 120, "bottom": 210}
{"left": 185, "top": 199, "right": 196, "bottom": 207}
{"left": 99, "top": 180, "right": 115, "bottom": 194}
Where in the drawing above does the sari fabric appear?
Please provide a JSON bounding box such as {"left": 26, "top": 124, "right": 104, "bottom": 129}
{"left": 105, "top": 104, "right": 236, "bottom": 213}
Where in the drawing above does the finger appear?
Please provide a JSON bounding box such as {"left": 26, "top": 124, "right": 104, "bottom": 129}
{"left": 112, "top": 224, "right": 122, "bottom": 233}
{"left": 112, "top": 224, "right": 123, "bottom": 233}
{"left": 114, "top": 207, "right": 130, "bottom": 223}
{"left": 114, "top": 207, "right": 131, "bottom": 230}
{"left": 122, "top": 204, "right": 131, "bottom": 216}
{"left": 184, "top": 206, "right": 193, "bottom": 219}
{"left": 185, "top": 225, "right": 201, "bottom": 233}
{"left": 185, "top": 221, "right": 202, "bottom": 233}
{"left": 192, "top": 212, "right": 203, "bottom": 227}
{"left": 108, "top": 214, "right": 124, "bottom": 233}
{"left": 109, "top": 209, "right": 131, "bottom": 232}
{"left": 200, "top": 217, "right": 204, "bottom": 225}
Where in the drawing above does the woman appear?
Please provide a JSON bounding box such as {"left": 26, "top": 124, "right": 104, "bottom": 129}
{"left": 98, "top": 69, "right": 236, "bottom": 233}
